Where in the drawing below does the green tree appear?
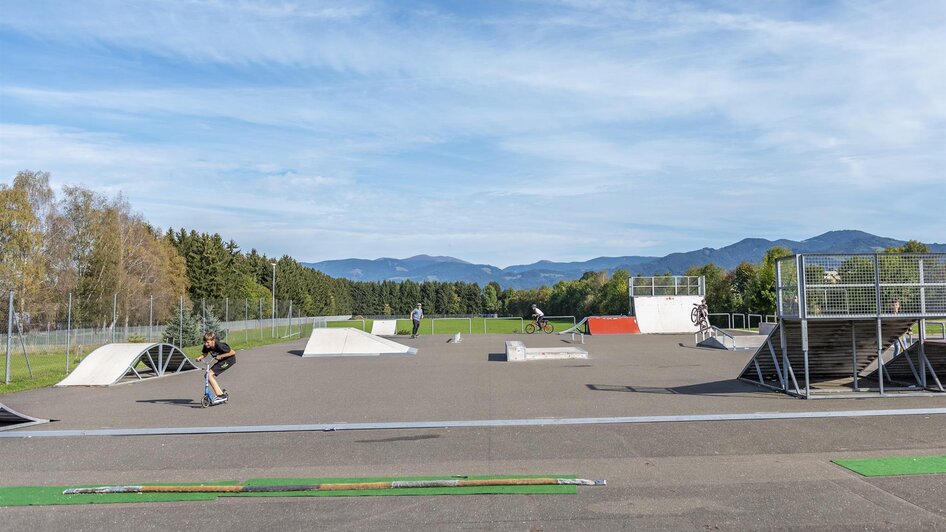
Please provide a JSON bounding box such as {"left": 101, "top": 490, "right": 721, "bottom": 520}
{"left": 884, "top": 240, "right": 930, "bottom": 253}
{"left": 744, "top": 246, "right": 793, "bottom": 314}
{"left": 482, "top": 283, "right": 499, "bottom": 314}
{"left": 162, "top": 303, "right": 203, "bottom": 347}
{"left": 685, "top": 263, "right": 731, "bottom": 313}
{"left": 598, "top": 269, "right": 631, "bottom": 315}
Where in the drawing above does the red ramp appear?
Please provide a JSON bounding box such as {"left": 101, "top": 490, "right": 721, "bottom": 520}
{"left": 587, "top": 316, "right": 640, "bottom": 335}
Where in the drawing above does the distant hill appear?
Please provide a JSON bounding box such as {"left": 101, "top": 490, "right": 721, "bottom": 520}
{"left": 302, "top": 230, "right": 946, "bottom": 289}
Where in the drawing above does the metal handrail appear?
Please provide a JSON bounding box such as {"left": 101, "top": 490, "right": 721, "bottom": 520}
{"left": 695, "top": 325, "right": 736, "bottom": 349}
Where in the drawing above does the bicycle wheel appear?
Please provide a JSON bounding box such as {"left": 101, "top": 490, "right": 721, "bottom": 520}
{"left": 525, "top": 323, "right": 536, "bottom": 334}
{"left": 690, "top": 307, "right": 699, "bottom": 324}
{"left": 542, "top": 322, "right": 554, "bottom": 334}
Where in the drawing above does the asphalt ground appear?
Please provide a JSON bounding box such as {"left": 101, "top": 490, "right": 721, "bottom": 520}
{"left": 2, "top": 332, "right": 946, "bottom": 530}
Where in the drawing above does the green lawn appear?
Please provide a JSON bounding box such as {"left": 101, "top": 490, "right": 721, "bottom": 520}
{"left": 326, "top": 317, "right": 577, "bottom": 335}
{"left": 0, "top": 323, "right": 313, "bottom": 396}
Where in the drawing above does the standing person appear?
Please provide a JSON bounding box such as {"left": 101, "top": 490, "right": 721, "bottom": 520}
{"left": 531, "top": 304, "right": 546, "bottom": 327}
{"left": 195, "top": 331, "right": 236, "bottom": 399}
{"left": 410, "top": 303, "right": 424, "bottom": 338}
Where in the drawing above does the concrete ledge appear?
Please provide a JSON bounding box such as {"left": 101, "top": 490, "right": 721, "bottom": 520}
{"left": 505, "top": 341, "right": 527, "bottom": 361}
{"left": 506, "top": 340, "right": 587, "bottom": 361}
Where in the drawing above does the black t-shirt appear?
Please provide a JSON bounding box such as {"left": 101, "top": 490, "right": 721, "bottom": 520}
{"left": 202, "top": 341, "right": 234, "bottom": 360}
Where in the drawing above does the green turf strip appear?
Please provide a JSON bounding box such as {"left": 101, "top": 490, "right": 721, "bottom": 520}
{"left": 0, "top": 476, "right": 576, "bottom": 506}
{"left": 833, "top": 455, "right": 946, "bottom": 477}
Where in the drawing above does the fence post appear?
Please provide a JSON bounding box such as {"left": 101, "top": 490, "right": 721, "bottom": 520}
{"left": 112, "top": 293, "right": 117, "bottom": 343}
{"left": 66, "top": 293, "right": 72, "bottom": 372}
{"left": 149, "top": 295, "right": 154, "bottom": 343}
{"left": 5, "top": 290, "right": 12, "bottom": 384}
{"left": 179, "top": 296, "right": 184, "bottom": 348}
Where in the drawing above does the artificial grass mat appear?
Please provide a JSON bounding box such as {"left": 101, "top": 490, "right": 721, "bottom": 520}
{"left": 833, "top": 455, "right": 946, "bottom": 477}
{"left": 0, "top": 475, "right": 577, "bottom": 507}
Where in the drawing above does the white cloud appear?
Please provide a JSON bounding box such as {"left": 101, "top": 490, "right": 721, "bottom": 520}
{"left": 1, "top": 0, "right": 944, "bottom": 264}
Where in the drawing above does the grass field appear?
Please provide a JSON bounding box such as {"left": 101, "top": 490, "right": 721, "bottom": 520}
{"left": 0, "top": 323, "right": 313, "bottom": 395}
{"left": 326, "top": 317, "right": 578, "bottom": 336}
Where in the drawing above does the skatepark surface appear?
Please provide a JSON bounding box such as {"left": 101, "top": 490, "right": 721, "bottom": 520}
{"left": 3, "top": 333, "right": 946, "bottom": 530}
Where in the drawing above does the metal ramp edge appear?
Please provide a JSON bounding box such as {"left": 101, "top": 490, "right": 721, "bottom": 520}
{"left": 0, "top": 402, "right": 50, "bottom": 431}
{"left": 55, "top": 343, "right": 197, "bottom": 386}
{"left": 738, "top": 319, "right": 917, "bottom": 390}
{"left": 558, "top": 317, "right": 589, "bottom": 335}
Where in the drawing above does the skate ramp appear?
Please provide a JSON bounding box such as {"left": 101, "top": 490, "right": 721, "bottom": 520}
{"left": 586, "top": 316, "right": 640, "bottom": 334}
{"left": 0, "top": 403, "right": 50, "bottom": 432}
{"left": 739, "top": 319, "right": 916, "bottom": 387}
{"left": 370, "top": 320, "right": 398, "bottom": 336}
{"left": 302, "top": 328, "right": 417, "bottom": 357}
{"left": 56, "top": 343, "right": 196, "bottom": 386}
{"left": 633, "top": 295, "right": 702, "bottom": 333}
{"left": 865, "top": 339, "right": 946, "bottom": 389}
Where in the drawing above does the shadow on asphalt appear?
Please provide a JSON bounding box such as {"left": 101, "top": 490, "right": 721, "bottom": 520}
{"left": 355, "top": 434, "right": 441, "bottom": 443}
{"left": 136, "top": 398, "right": 203, "bottom": 409}
{"left": 586, "top": 379, "right": 775, "bottom": 398}
{"left": 487, "top": 353, "right": 507, "bottom": 362}
{"left": 288, "top": 349, "right": 304, "bottom": 357}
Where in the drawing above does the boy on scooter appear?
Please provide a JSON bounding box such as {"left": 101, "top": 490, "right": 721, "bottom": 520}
{"left": 196, "top": 331, "right": 236, "bottom": 400}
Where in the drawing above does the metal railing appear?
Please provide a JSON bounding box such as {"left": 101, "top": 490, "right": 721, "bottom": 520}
{"left": 707, "top": 313, "right": 732, "bottom": 329}
{"left": 484, "top": 317, "right": 523, "bottom": 333}
{"left": 432, "top": 318, "right": 472, "bottom": 335}
{"left": 630, "top": 276, "right": 705, "bottom": 297}
{"left": 695, "top": 326, "right": 737, "bottom": 349}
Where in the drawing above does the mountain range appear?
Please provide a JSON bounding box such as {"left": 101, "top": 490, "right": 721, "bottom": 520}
{"left": 302, "top": 230, "right": 946, "bottom": 289}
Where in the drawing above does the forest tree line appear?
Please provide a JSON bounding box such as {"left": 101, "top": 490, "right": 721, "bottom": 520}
{"left": 1, "top": 171, "right": 931, "bottom": 329}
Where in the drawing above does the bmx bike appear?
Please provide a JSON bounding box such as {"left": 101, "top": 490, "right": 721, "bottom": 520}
{"left": 691, "top": 302, "right": 709, "bottom": 330}
{"left": 525, "top": 318, "right": 554, "bottom": 334}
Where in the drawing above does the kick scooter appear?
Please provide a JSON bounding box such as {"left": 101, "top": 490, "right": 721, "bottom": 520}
{"left": 200, "top": 358, "right": 229, "bottom": 408}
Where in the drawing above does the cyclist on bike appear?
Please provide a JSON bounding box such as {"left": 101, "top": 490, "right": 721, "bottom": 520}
{"left": 694, "top": 298, "right": 709, "bottom": 328}
{"left": 531, "top": 304, "right": 546, "bottom": 328}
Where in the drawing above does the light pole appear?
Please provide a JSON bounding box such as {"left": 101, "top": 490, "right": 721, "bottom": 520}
{"left": 271, "top": 262, "right": 277, "bottom": 338}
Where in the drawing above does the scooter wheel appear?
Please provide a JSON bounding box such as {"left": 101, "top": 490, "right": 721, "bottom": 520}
{"left": 201, "top": 396, "right": 211, "bottom": 408}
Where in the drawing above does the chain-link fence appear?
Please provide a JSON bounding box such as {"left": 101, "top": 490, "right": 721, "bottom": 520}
{"left": 2, "top": 291, "right": 321, "bottom": 385}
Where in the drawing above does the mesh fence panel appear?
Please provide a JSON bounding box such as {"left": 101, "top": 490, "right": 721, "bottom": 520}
{"left": 779, "top": 254, "right": 946, "bottom": 319}
{"left": 630, "top": 276, "right": 704, "bottom": 297}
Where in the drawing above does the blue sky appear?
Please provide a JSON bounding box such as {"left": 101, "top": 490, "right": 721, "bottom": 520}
{"left": 1, "top": 0, "right": 944, "bottom": 267}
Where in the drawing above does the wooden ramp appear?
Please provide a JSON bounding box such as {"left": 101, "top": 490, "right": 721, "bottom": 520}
{"left": 738, "top": 319, "right": 916, "bottom": 394}
{"left": 864, "top": 340, "right": 946, "bottom": 390}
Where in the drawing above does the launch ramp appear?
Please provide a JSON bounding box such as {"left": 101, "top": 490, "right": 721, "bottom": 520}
{"left": 56, "top": 343, "right": 196, "bottom": 387}
{"left": 0, "top": 403, "right": 49, "bottom": 432}
{"left": 302, "top": 328, "right": 417, "bottom": 357}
